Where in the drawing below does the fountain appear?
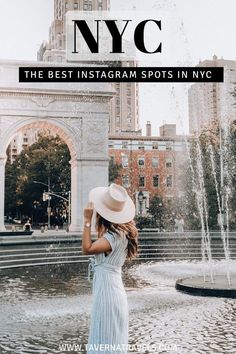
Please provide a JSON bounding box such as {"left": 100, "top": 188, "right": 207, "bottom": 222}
{"left": 176, "top": 67, "right": 236, "bottom": 299}
{"left": 1, "top": 260, "right": 236, "bottom": 353}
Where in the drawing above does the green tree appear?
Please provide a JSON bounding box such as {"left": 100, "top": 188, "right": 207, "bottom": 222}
{"left": 5, "top": 158, "right": 18, "bottom": 216}
{"left": 147, "top": 195, "right": 167, "bottom": 230}
{"left": 109, "top": 159, "right": 122, "bottom": 184}
{"left": 135, "top": 215, "right": 153, "bottom": 230}
{"left": 181, "top": 119, "right": 236, "bottom": 231}
{"left": 5, "top": 134, "right": 71, "bottom": 220}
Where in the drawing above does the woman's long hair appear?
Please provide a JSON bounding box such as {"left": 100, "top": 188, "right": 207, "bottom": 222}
{"left": 95, "top": 213, "right": 138, "bottom": 260}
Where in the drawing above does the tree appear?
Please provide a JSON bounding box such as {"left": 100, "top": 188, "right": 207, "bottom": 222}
{"left": 135, "top": 215, "right": 153, "bottom": 230}
{"left": 109, "top": 159, "right": 122, "bottom": 184}
{"left": 5, "top": 158, "right": 18, "bottom": 216}
{"left": 181, "top": 118, "right": 236, "bottom": 231}
{"left": 147, "top": 195, "right": 167, "bottom": 230}
{"left": 5, "top": 133, "right": 71, "bottom": 222}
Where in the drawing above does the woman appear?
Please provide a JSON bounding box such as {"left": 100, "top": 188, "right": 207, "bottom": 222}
{"left": 82, "top": 183, "right": 138, "bottom": 354}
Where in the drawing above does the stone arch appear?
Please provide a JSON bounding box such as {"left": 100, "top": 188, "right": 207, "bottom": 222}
{"left": 2, "top": 117, "right": 82, "bottom": 232}
{"left": 0, "top": 61, "right": 113, "bottom": 232}
{"left": 2, "top": 117, "right": 79, "bottom": 161}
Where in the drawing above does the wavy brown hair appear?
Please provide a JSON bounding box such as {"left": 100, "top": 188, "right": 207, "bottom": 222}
{"left": 95, "top": 213, "right": 139, "bottom": 260}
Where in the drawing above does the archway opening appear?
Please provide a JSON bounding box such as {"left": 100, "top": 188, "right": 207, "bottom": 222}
{"left": 4, "top": 122, "right": 74, "bottom": 230}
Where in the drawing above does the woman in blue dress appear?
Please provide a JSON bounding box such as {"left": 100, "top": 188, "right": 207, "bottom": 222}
{"left": 82, "top": 183, "right": 138, "bottom": 354}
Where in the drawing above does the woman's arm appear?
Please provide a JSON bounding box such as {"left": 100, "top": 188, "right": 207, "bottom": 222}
{"left": 82, "top": 203, "right": 112, "bottom": 255}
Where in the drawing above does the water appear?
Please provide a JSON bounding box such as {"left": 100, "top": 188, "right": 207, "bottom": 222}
{"left": 0, "top": 261, "right": 236, "bottom": 353}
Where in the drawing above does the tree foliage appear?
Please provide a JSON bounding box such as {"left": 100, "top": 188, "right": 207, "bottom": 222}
{"left": 109, "top": 159, "right": 122, "bottom": 184}
{"left": 5, "top": 134, "right": 71, "bottom": 220}
{"left": 135, "top": 194, "right": 183, "bottom": 231}
{"left": 5, "top": 134, "right": 123, "bottom": 221}
{"left": 182, "top": 118, "right": 236, "bottom": 230}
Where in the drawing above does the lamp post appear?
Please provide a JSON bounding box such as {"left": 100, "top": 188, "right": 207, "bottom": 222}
{"left": 33, "top": 179, "right": 51, "bottom": 229}
{"left": 45, "top": 191, "right": 71, "bottom": 227}
{"left": 33, "top": 181, "right": 71, "bottom": 229}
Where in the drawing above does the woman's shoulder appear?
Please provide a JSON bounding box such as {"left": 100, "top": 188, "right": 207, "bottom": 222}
{"left": 103, "top": 232, "right": 116, "bottom": 247}
{"left": 103, "top": 231, "right": 127, "bottom": 245}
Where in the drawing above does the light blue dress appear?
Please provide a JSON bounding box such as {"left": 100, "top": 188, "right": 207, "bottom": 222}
{"left": 87, "top": 232, "right": 129, "bottom": 354}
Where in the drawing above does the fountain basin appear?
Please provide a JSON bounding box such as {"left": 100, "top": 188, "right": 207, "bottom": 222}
{"left": 176, "top": 275, "right": 236, "bottom": 298}
{"left": 0, "top": 231, "right": 33, "bottom": 236}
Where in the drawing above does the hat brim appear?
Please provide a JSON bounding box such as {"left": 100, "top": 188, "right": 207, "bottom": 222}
{"left": 89, "top": 187, "right": 136, "bottom": 224}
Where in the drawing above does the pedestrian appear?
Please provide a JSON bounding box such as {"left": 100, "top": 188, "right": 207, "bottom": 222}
{"left": 179, "top": 216, "right": 185, "bottom": 232}
{"left": 174, "top": 215, "right": 184, "bottom": 233}
{"left": 24, "top": 220, "right": 31, "bottom": 232}
{"left": 82, "top": 183, "right": 138, "bottom": 354}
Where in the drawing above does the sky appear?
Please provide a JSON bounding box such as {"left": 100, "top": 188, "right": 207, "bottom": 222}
{"left": 0, "top": 0, "right": 236, "bottom": 135}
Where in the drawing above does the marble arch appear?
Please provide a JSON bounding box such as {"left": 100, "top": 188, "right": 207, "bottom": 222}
{"left": 0, "top": 60, "right": 114, "bottom": 232}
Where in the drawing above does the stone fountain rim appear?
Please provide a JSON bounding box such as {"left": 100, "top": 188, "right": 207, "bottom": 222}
{"left": 175, "top": 274, "right": 236, "bottom": 299}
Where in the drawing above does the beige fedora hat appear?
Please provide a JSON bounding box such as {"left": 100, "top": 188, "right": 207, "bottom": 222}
{"left": 89, "top": 183, "right": 136, "bottom": 224}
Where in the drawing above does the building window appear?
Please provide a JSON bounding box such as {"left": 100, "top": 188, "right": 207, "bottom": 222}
{"left": 74, "top": 2, "right": 79, "bottom": 9}
{"left": 121, "top": 155, "right": 129, "bottom": 168}
{"left": 166, "top": 175, "right": 173, "bottom": 187}
{"left": 166, "top": 158, "right": 172, "bottom": 168}
{"left": 122, "top": 141, "right": 128, "bottom": 149}
{"left": 166, "top": 142, "right": 173, "bottom": 151}
{"left": 152, "top": 142, "right": 158, "bottom": 149}
{"left": 139, "top": 176, "right": 145, "bottom": 187}
{"left": 138, "top": 141, "right": 145, "bottom": 150}
{"left": 152, "top": 157, "right": 159, "bottom": 168}
{"left": 109, "top": 141, "right": 114, "bottom": 148}
{"left": 138, "top": 157, "right": 145, "bottom": 167}
{"left": 23, "top": 138, "right": 28, "bottom": 143}
{"left": 122, "top": 175, "right": 130, "bottom": 188}
{"left": 153, "top": 175, "right": 159, "bottom": 187}
{"left": 65, "top": 2, "right": 68, "bottom": 9}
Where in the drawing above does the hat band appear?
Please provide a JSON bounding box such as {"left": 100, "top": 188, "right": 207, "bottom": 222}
{"left": 102, "top": 190, "right": 126, "bottom": 212}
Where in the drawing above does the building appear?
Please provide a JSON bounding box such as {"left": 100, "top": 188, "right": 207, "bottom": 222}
{"left": 9, "top": 0, "right": 140, "bottom": 162}
{"left": 109, "top": 124, "right": 187, "bottom": 215}
{"left": 37, "top": 0, "right": 111, "bottom": 63}
{"left": 146, "top": 121, "right": 152, "bottom": 137}
{"left": 159, "top": 124, "right": 176, "bottom": 137}
{"left": 37, "top": 0, "right": 140, "bottom": 136}
{"left": 8, "top": 129, "right": 41, "bottom": 163}
{"left": 189, "top": 55, "right": 236, "bottom": 134}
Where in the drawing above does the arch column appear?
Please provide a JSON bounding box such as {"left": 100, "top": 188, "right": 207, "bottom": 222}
{"left": 69, "top": 158, "right": 109, "bottom": 232}
{"left": 0, "top": 156, "right": 7, "bottom": 231}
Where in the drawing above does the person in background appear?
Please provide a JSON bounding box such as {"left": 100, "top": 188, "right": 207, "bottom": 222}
{"left": 24, "top": 220, "right": 31, "bottom": 232}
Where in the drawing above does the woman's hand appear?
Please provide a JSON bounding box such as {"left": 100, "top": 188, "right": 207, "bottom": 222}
{"left": 84, "top": 202, "right": 94, "bottom": 222}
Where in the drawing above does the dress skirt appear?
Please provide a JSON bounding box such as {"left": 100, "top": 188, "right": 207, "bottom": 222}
{"left": 87, "top": 262, "right": 129, "bottom": 354}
